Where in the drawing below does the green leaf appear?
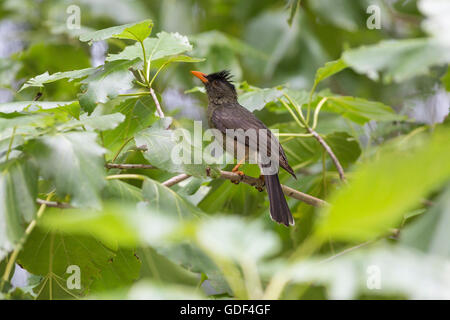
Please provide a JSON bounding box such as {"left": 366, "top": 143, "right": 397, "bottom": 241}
{"left": 25, "top": 132, "right": 106, "bottom": 208}
{"left": 78, "top": 59, "right": 140, "bottom": 114}
{"left": 17, "top": 226, "right": 115, "bottom": 299}
{"left": 19, "top": 68, "right": 96, "bottom": 92}
{"left": 0, "top": 158, "right": 38, "bottom": 261}
{"left": 58, "top": 112, "right": 126, "bottom": 131}
{"left": 135, "top": 118, "right": 220, "bottom": 177}
{"left": 238, "top": 88, "right": 283, "bottom": 112}
{"left": 102, "top": 97, "right": 157, "bottom": 159}
{"left": 141, "top": 178, "right": 204, "bottom": 219}
{"left": 79, "top": 19, "right": 153, "bottom": 44}
{"left": 324, "top": 132, "right": 361, "bottom": 168}
{"left": 401, "top": 186, "right": 450, "bottom": 258}
{"left": 323, "top": 96, "right": 405, "bottom": 124}
{"left": 90, "top": 248, "right": 141, "bottom": 292}
{"left": 106, "top": 31, "right": 193, "bottom": 63}
{"left": 342, "top": 38, "right": 450, "bottom": 83}
{"left": 111, "top": 20, "right": 153, "bottom": 42}
{"left": 137, "top": 247, "right": 199, "bottom": 286}
{"left": 316, "top": 128, "right": 450, "bottom": 242}
{"left": 102, "top": 180, "right": 143, "bottom": 203}
{"left": 0, "top": 101, "right": 78, "bottom": 114}
{"left": 313, "top": 59, "right": 347, "bottom": 86}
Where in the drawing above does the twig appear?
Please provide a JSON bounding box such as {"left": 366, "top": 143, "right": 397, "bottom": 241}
{"left": 106, "top": 163, "right": 155, "bottom": 170}
{"left": 105, "top": 163, "right": 327, "bottom": 207}
{"left": 162, "top": 173, "right": 191, "bottom": 187}
{"left": 36, "top": 198, "right": 72, "bottom": 209}
{"left": 215, "top": 170, "right": 328, "bottom": 207}
{"left": 307, "top": 128, "right": 346, "bottom": 182}
{"left": 149, "top": 87, "right": 164, "bottom": 118}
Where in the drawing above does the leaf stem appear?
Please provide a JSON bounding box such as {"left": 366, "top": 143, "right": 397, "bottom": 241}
{"left": 106, "top": 174, "right": 147, "bottom": 181}
{"left": 5, "top": 126, "right": 17, "bottom": 161}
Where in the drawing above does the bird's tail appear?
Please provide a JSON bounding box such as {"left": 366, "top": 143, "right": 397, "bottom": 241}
{"left": 264, "top": 174, "right": 294, "bottom": 226}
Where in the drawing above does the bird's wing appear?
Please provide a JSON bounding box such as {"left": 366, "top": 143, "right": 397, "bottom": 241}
{"left": 211, "top": 104, "right": 296, "bottom": 178}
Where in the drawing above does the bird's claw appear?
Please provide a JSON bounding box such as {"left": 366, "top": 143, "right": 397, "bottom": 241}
{"left": 256, "top": 175, "right": 265, "bottom": 192}
{"left": 231, "top": 170, "right": 244, "bottom": 184}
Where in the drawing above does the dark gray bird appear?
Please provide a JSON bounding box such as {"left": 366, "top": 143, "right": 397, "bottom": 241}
{"left": 191, "top": 70, "right": 296, "bottom": 226}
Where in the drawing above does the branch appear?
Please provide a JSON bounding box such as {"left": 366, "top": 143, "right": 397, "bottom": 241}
{"left": 215, "top": 170, "right": 328, "bottom": 207}
{"left": 106, "top": 163, "right": 155, "bottom": 170}
{"left": 36, "top": 198, "right": 72, "bottom": 209}
{"left": 307, "top": 128, "right": 346, "bottom": 182}
{"left": 105, "top": 163, "right": 327, "bottom": 207}
{"left": 162, "top": 173, "right": 191, "bottom": 187}
{"left": 149, "top": 87, "right": 165, "bottom": 118}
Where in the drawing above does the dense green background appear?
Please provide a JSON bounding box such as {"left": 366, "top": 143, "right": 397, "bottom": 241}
{"left": 0, "top": 0, "right": 449, "bottom": 300}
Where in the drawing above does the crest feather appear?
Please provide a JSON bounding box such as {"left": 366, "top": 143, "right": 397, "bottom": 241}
{"left": 206, "top": 70, "right": 235, "bottom": 92}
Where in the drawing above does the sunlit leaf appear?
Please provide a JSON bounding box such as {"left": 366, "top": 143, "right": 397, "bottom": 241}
{"left": 79, "top": 19, "right": 153, "bottom": 44}
{"left": 106, "top": 32, "right": 193, "bottom": 63}
{"left": 316, "top": 128, "right": 450, "bottom": 241}
{"left": 19, "top": 68, "right": 96, "bottom": 92}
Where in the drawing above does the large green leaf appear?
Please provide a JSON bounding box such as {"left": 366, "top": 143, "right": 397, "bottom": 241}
{"left": 0, "top": 158, "right": 38, "bottom": 261}
{"left": 316, "top": 128, "right": 450, "bottom": 242}
{"left": 19, "top": 68, "right": 96, "bottom": 92}
{"left": 17, "top": 226, "right": 116, "bottom": 299}
{"left": 106, "top": 31, "right": 193, "bottom": 63}
{"left": 79, "top": 19, "right": 153, "bottom": 44}
{"left": 90, "top": 248, "right": 141, "bottom": 293}
{"left": 78, "top": 59, "right": 140, "bottom": 114}
{"left": 25, "top": 132, "right": 106, "bottom": 208}
{"left": 342, "top": 38, "right": 450, "bottom": 83}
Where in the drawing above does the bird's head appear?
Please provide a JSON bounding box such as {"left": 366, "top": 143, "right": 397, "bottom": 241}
{"left": 191, "top": 70, "right": 237, "bottom": 104}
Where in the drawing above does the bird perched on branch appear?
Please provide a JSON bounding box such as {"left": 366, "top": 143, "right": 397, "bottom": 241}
{"left": 191, "top": 70, "right": 296, "bottom": 226}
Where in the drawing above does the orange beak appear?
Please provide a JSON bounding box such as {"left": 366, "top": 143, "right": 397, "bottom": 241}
{"left": 191, "top": 70, "right": 209, "bottom": 83}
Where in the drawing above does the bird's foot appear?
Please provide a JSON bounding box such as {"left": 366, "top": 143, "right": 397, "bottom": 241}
{"left": 256, "top": 175, "right": 265, "bottom": 192}
{"left": 231, "top": 170, "right": 244, "bottom": 184}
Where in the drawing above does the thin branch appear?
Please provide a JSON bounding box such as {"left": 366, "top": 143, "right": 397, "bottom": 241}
{"left": 162, "top": 173, "right": 191, "bottom": 187}
{"left": 149, "top": 87, "right": 165, "bottom": 118}
{"left": 106, "top": 163, "right": 155, "bottom": 170}
{"left": 106, "top": 163, "right": 328, "bottom": 207}
{"left": 36, "top": 198, "right": 72, "bottom": 209}
{"left": 307, "top": 128, "right": 346, "bottom": 182}
{"left": 215, "top": 170, "right": 328, "bottom": 207}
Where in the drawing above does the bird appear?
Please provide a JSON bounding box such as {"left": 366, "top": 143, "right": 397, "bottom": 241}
{"left": 191, "top": 70, "right": 296, "bottom": 226}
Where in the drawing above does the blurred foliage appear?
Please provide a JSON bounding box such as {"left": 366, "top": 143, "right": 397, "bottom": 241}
{"left": 0, "top": 0, "right": 449, "bottom": 300}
